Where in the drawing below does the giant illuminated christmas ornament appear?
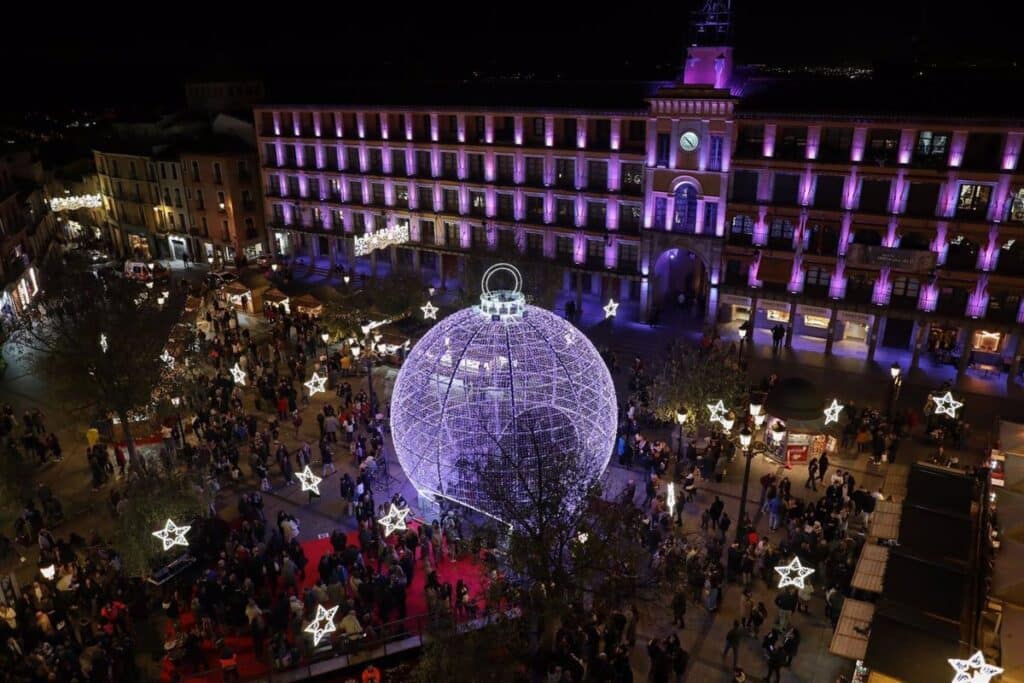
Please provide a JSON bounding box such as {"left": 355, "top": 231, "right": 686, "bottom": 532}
{"left": 152, "top": 519, "right": 191, "bottom": 551}
{"left": 948, "top": 650, "right": 1003, "bottom": 683}
{"left": 296, "top": 466, "right": 323, "bottom": 496}
{"left": 304, "top": 372, "right": 326, "bottom": 396}
{"left": 824, "top": 399, "right": 843, "bottom": 425}
{"left": 230, "top": 363, "right": 246, "bottom": 385}
{"left": 774, "top": 556, "right": 815, "bottom": 589}
{"left": 390, "top": 264, "right": 617, "bottom": 524}
{"left": 304, "top": 604, "right": 338, "bottom": 646}
{"left": 377, "top": 502, "right": 411, "bottom": 537}
{"left": 932, "top": 391, "right": 964, "bottom": 418}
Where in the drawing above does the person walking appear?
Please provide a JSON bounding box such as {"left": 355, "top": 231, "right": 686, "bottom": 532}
{"left": 804, "top": 457, "right": 818, "bottom": 491}
{"left": 671, "top": 589, "right": 687, "bottom": 629}
{"left": 722, "top": 620, "right": 743, "bottom": 669}
{"left": 818, "top": 453, "right": 830, "bottom": 485}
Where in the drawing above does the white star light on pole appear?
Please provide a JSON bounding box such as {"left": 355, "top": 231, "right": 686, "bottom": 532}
{"left": 421, "top": 301, "right": 438, "bottom": 320}
{"left": 774, "top": 556, "right": 815, "bottom": 589}
{"left": 603, "top": 298, "right": 619, "bottom": 319}
{"left": 230, "top": 363, "right": 246, "bottom": 385}
{"left": 152, "top": 519, "right": 191, "bottom": 551}
{"left": 377, "top": 502, "right": 411, "bottom": 537}
{"left": 932, "top": 391, "right": 964, "bottom": 418}
{"left": 824, "top": 399, "right": 844, "bottom": 425}
{"left": 304, "top": 372, "right": 327, "bottom": 396}
{"left": 296, "top": 465, "right": 323, "bottom": 496}
{"left": 707, "top": 400, "right": 727, "bottom": 425}
{"left": 304, "top": 604, "right": 338, "bottom": 647}
{"left": 160, "top": 349, "right": 175, "bottom": 368}
{"left": 948, "top": 650, "right": 1003, "bottom": 683}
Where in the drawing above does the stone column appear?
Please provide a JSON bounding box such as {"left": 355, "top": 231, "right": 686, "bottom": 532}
{"left": 784, "top": 301, "right": 798, "bottom": 348}
{"left": 824, "top": 306, "right": 838, "bottom": 356}
{"left": 910, "top": 319, "right": 928, "bottom": 370}
{"left": 1009, "top": 334, "right": 1024, "bottom": 385}
{"left": 956, "top": 325, "right": 974, "bottom": 381}
{"left": 866, "top": 315, "right": 882, "bottom": 362}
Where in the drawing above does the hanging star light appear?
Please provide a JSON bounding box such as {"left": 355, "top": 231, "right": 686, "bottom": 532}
{"left": 932, "top": 391, "right": 964, "bottom": 418}
{"left": 774, "top": 556, "right": 815, "bottom": 589}
{"left": 152, "top": 519, "right": 191, "bottom": 551}
{"left": 421, "top": 301, "right": 438, "bottom": 320}
{"left": 603, "top": 298, "right": 619, "bottom": 319}
{"left": 304, "top": 604, "right": 339, "bottom": 647}
{"left": 948, "top": 650, "right": 1003, "bottom": 683}
{"left": 823, "top": 399, "right": 844, "bottom": 425}
{"left": 160, "top": 349, "right": 175, "bottom": 368}
{"left": 667, "top": 482, "right": 677, "bottom": 518}
{"left": 296, "top": 465, "right": 323, "bottom": 496}
{"left": 377, "top": 502, "right": 411, "bottom": 537}
{"left": 99, "top": 334, "right": 108, "bottom": 353}
{"left": 304, "top": 372, "right": 327, "bottom": 396}
{"left": 707, "top": 400, "right": 727, "bottom": 425}
{"left": 230, "top": 363, "right": 246, "bottom": 385}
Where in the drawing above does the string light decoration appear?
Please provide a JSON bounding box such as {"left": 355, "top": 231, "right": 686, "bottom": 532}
{"left": 932, "top": 391, "right": 964, "bottom": 418}
{"left": 152, "top": 519, "right": 191, "bottom": 551}
{"left": 304, "top": 372, "right": 326, "bottom": 396}
{"left": 49, "top": 194, "right": 102, "bottom": 211}
{"left": 774, "top": 556, "right": 815, "bottom": 589}
{"left": 99, "top": 334, "right": 108, "bottom": 353}
{"left": 948, "top": 651, "right": 1003, "bottom": 683}
{"left": 420, "top": 301, "right": 438, "bottom": 320}
{"left": 603, "top": 298, "right": 619, "bottom": 319}
{"left": 160, "top": 349, "right": 175, "bottom": 368}
{"left": 304, "top": 604, "right": 338, "bottom": 646}
{"left": 390, "top": 264, "right": 617, "bottom": 524}
{"left": 230, "top": 363, "right": 246, "bottom": 385}
{"left": 707, "top": 400, "right": 728, "bottom": 426}
{"left": 377, "top": 502, "right": 411, "bottom": 537}
{"left": 353, "top": 223, "right": 410, "bottom": 256}
{"left": 823, "top": 399, "right": 843, "bottom": 425}
{"left": 296, "top": 466, "right": 323, "bottom": 496}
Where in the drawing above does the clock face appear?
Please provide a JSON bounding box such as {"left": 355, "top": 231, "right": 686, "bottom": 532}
{"left": 679, "top": 131, "right": 700, "bottom": 152}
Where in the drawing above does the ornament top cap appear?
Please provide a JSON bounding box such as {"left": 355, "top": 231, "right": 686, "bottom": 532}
{"left": 479, "top": 263, "right": 526, "bottom": 320}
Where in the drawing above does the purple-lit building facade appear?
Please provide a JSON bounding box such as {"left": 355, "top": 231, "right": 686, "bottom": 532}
{"left": 255, "top": 41, "right": 1024, "bottom": 383}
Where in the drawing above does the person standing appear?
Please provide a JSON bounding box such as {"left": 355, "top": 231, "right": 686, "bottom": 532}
{"left": 671, "top": 589, "right": 687, "bottom": 629}
{"left": 817, "top": 452, "right": 830, "bottom": 485}
{"left": 805, "top": 458, "right": 818, "bottom": 491}
{"left": 722, "top": 620, "right": 743, "bottom": 669}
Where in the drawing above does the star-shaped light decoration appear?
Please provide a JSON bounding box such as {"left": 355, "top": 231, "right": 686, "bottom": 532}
{"left": 774, "top": 556, "right": 815, "bottom": 589}
{"left": 230, "top": 363, "right": 246, "bottom": 385}
{"left": 160, "top": 349, "right": 175, "bottom": 368}
{"left": 152, "top": 519, "right": 191, "bottom": 551}
{"left": 932, "top": 391, "right": 964, "bottom": 418}
{"left": 707, "top": 400, "right": 727, "bottom": 426}
{"left": 304, "top": 604, "right": 339, "bottom": 647}
{"left": 603, "top": 298, "right": 619, "bottom": 319}
{"left": 667, "top": 482, "right": 677, "bottom": 518}
{"left": 304, "top": 372, "right": 327, "bottom": 397}
{"left": 99, "top": 334, "right": 108, "bottom": 353}
{"left": 823, "top": 399, "right": 844, "bottom": 425}
{"left": 421, "top": 301, "right": 438, "bottom": 320}
{"left": 296, "top": 465, "right": 323, "bottom": 496}
{"left": 377, "top": 502, "right": 411, "bottom": 537}
{"left": 948, "top": 650, "right": 1003, "bottom": 683}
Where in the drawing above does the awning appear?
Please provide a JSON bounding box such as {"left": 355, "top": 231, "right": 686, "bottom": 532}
{"left": 830, "top": 598, "right": 875, "bottom": 661}
{"left": 880, "top": 464, "right": 910, "bottom": 502}
{"left": 869, "top": 500, "right": 902, "bottom": 541}
{"left": 262, "top": 288, "right": 289, "bottom": 304}
{"left": 292, "top": 292, "right": 323, "bottom": 316}
{"left": 222, "top": 281, "right": 250, "bottom": 297}
{"left": 851, "top": 543, "right": 889, "bottom": 594}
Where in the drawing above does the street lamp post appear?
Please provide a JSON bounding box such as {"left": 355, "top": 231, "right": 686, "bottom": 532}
{"left": 738, "top": 326, "right": 748, "bottom": 361}
{"left": 736, "top": 424, "right": 754, "bottom": 543}
{"left": 888, "top": 362, "right": 903, "bottom": 416}
{"left": 675, "top": 409, "right": 688, "bottom": 456}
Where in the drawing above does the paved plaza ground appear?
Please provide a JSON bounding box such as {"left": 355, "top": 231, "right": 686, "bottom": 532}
{"left": 0, "top": 259, "right": 1013, "bottom": 682}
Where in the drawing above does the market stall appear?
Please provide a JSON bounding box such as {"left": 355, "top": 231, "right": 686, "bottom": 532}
{"left": 761, "top": 376, "right": 836, "bottom": 468}
{"left": 261, "top": 287, "right": 290, "bottom": 315}
{"left": 220, "top": 281, "right": 253, "bottom": 312}
{"left": 291, "top": 292, "right": 323, "bottom": 317}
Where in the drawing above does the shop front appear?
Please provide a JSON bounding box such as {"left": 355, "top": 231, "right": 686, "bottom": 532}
{"left": 273, "top": 231, "right": 292, "bottom": 257}
{"left": 792, "top": 304, "right": 832, "bottom": 348}
{"left": 762, "top": 376, "right": 835, "bottom": 469}
{"left": 835, "top": 311, "right": 873, "bottom": 349}
{"left": 126, "top": 232, "right": 152, "bottom": 260}
{"left": 166, "top": 235, "right": 189, "bottom": 261}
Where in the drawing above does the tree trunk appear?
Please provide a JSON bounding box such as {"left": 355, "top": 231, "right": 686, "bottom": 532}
{"left": 118, "top": 411, "right": 147, "bottom": 475}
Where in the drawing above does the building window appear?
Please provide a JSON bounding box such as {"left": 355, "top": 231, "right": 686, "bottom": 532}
{"left": 730, "top": 215, "right": 754, "bottom": 236}
{"left": 672, "top": 183, "right": 697, "bottom": 233}
{"left": 191, "top": 161, "right": 200, "bottom": 181}
{"left": 496, "top": 155, "right": 514, "bottom": 183}
{"left": 443, "top": 189, "right": 459, "bottom": 213}
{"left": 526, "top": 196, "right": 544, "bottom": 222}
{"left": 392, "top": 150, "right": 407, "bottom": 175}
{"left": 421, "top": 220, "right": 435, "bottom": 245}
{"left": 587, "top": 161, "right": 608, "bottom": 191}
{"left": 555, "top": 198, "right": 575, "bottom": 226}
{"left": 866, "top": 129, "right": 900, "bottom": 165}
{"left": 618, "top": 243, "right": 639, "bottom": 270}
{"left": 525, "top": 157, "right": 544, "bottom": 184}
{"left": 470, "top": 191, "right": 486, "bottom": 217}
{"left": 526, "top": 232, "right": 543, "bottom": 256}
{"left": 586, "top": 239, "right": 604, "bottom": 263}
{"left": 213, "top": 163, "right": 223, "bottom": 184}
{"left": 497, "top": 193, "right": 514, "bottom": 220}
{"left": 972, "top": 330, "right": 1002, "bottom": 352}
{"left": 703, "top": 202, "right": 718, "bottom": 234}
{"left": 628, "top": 120, "right": 645, "bottom": 141}
{"left": 1008, "top": 188, "right": 1024, "bottom": 223}
{"left": 371, "top": 184, "right": 385, "bottom": 205}
{"left": 654, "top": 197, "right": 667, "bottom": 229}
{"left": 532, "top": 117, "right": 544, "bottom": 136}
{"left": 555, "top": 159, "right": 575, "bottom": 188}
{"left": 471, "top": 225, "right": 487, "bottom": 247}
{"left": 656, "top": 133, "right": 671, "bottom": 167}
{"left": 467, "top": 154, "right": 483, "bottom": 180}
{"left": 621, "top": 163, "right": 643, "bottom": 194}
{"left": 858, "top": 178, "right": 892, "bottom": 214}
{"left": 708, "top": 135, "right": 724, "bottom": 171}
{"left": 586, "top": 202, "right": 607, "bottom": 229}
{"left": 891, "top": 276, "right": 920, "bottom": 298}
{"left": 444, "top": 222, "right": 459, "bottom": 246}
{"left": 768, "top": 219, "right": 794, "bottom": 241}
{"left": 956, "top": 184, "right": 992, "bottom": 219}
{"left": 619, "top": 204, "right": 641, "bottom": 232}
{"left": 772, "top": 174, "right": 800, "bottom": 205}
{"left": 914, "top": 131, "right": 950, "bottom": 166}
{"left": 441, "top": 153, "right": 457, "bottom": 178}
{"left": 556, "top": 236, "right": 574, "bottom": 260}
{"left": 805, "top": 267, "right": 829, "bottom": 286}
{"left": 417, "top": 186, "right": 433, "bottom": 210}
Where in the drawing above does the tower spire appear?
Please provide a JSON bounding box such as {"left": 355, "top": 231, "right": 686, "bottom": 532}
{"left": 682, "top": 0, "right": 734, "bottom": 88}
{"left": 691, "top": 0, "right": 733, "bottom": 47}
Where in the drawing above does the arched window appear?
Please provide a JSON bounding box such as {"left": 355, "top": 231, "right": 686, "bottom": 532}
{"left": 672, "top": 183, "right": 697, "bottom": 233}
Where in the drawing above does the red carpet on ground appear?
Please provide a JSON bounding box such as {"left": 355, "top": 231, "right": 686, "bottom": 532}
{"left": 161, "top": 525, "right": 486, "bottom": 682}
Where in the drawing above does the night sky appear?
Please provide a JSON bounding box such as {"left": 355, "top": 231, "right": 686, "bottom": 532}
{"left": 7, "top": 1, "right": 1024, "bottom": 110}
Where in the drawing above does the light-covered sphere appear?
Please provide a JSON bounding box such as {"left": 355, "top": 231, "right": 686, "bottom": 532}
{"left": 390, "top": 265, "right": 617, "bottom": 523}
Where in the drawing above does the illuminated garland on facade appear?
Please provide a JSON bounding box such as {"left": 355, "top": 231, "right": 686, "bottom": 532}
{"left": 353, "top": 223, "right": 410, "bottom": 256}
{"left": 50, "top": 194, "right": 102, "bottom": 211}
